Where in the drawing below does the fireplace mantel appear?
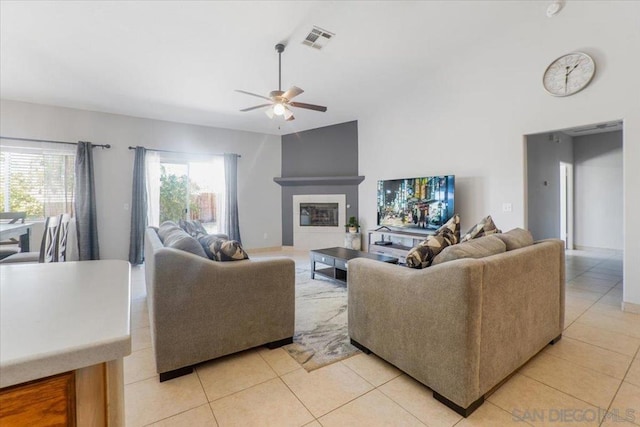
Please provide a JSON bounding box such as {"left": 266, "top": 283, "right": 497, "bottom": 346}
{"left": 274, "top": 176, "right": 365, "bottom": 187}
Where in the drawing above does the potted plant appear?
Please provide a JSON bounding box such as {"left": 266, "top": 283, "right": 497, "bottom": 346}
{"left": 347, "top": 216, "right": 360, "bottom": 233}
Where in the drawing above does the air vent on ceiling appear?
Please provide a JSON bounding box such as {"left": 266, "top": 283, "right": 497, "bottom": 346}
{"left": 302, "top": 26, "right": 335, "bottom": 50}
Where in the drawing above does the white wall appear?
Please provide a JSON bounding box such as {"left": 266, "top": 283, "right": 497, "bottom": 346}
{"left": 357, "top": 2, "right": 640, "bottom": 307}
{"left": 574, "top": 131, "right": 623, "bottom": 250}
{"left": 0, "top": 99, "right": 283, "bottom": 260}
{"left": 526, "top": 132, "right": 573, "bottom": 241}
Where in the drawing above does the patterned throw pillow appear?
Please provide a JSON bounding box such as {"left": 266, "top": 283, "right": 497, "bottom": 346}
{"left": 436, "top": 213, "right": 461, "bottom": 244}
{"left": 197, "top": 233, "right": 231, "bottom": 259}
{"left": 179, "top": 219, "right": 208, "bottom": 238}
{"left": 461, "top": 215, "right": 501, "bottom": 242}
{"left": 208, "top": 238, "right": 249, "bottom": 262}
{"left": 405, "top": 229, "right": 458, "bottom": 269}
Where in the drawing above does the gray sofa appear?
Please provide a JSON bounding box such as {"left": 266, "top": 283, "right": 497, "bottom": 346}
{"left": 144, "top": 226, "right": 295, "bottom": 381}
{"left": 348, "top": 233, "right": 565, "bottom": 416}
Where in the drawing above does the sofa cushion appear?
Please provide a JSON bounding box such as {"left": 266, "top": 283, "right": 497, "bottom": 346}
{"left": 179, "top": 219, "right": 208, "bottom": 237}
{"left": 461, "top": 215, "right": 501, "bottom": 242}
{"left": 432, "top": 235, "right": 506, "bottom": 265}
{"left": 208, "top": 238, "right": 249, "bottom": 262}
{"left": 162, "top": 226, "right": 208, "bottom": 258}
{"left": 157, "top": 221, "right": 181, "bottom": 243}
{"left": 198, "top": 233, "right": 232, "bottom": 260}
{"left": 405, "top": 231, "right": 457, "bottom": 269}
{"left": 493, "top": 228, "right": 534, "bottom": 251}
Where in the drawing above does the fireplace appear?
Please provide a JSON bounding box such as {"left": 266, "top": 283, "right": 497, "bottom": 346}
{"left": 293, "top": 194, "right": 346, "bottom": 249}
{"left": 300, "top": 202, "right": 339, "bottom": 227}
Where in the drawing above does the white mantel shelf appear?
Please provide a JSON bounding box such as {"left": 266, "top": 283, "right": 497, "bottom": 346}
{"left": 273, "top": 176, "right": 365, "bottom": 186}
{"left": 0, "top": 260, "right": 131, "bottom": 388}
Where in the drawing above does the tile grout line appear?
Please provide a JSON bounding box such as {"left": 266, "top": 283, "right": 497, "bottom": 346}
{"left": 492, "top": 374, "right": 611, "bottom": 424}
{"left": 254, "top": 348, "right": 320, "bottom": 423}
{"left": 193, "top": 368, "right": 220, "bottom": 427}
{"left": 602, "top": 345, "right": 640, "bottom": 426}
{"left": 317, "top": 388, "right": 428, "bottom": 426}
{"left": 561, "top": 332, "right": 639, "bottom": 359}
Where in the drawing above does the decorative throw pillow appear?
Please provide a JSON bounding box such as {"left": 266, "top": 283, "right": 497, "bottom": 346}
{"left": 493, "top": 228, "right": 534, "bottom": 251}
{"left": 405, "top": 230, "right": 457, "bottom": 269}
{"left": 198, "top": 233, "right": 231, "bottom": 260}
{"left": 461, "top": 215, "right": 502, "bottom": 242}
{"left": 432, "top": 235, "right": 506, "bottom": 265}
{"left": 209, "top": 238, "right": 249, "bottom": 262}
{"left": 157, "top": 221, "right": 181, "bottom": 243}
{"left": 179, "top": 219, "right": 208, "bottom": 237}
{"left": 436, "top": 213, "right": 461, "bottom": 244}
{"left": 162, "top": 227, "right": 208, "bottom": 258}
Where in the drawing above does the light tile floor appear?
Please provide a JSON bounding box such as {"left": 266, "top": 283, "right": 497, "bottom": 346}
{"left": 125, "top": 248, "right": 640, "bottom": 426}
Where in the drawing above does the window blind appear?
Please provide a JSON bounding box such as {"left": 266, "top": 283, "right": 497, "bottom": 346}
{"left": 0, "top": 147, "right": 76, "bottom": 219}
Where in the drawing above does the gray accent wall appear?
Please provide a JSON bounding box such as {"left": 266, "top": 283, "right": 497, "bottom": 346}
{"left": 282, "top": 121, "right": 358, "bottom": 177}
{"left": 280, "top": 121, "right": 359, "bottom": 245}
{"left": 574, "top": 131, "right": 623, "bottom": 250}
{"left": 527, "top": 132, "right": 573, "bottom": 241}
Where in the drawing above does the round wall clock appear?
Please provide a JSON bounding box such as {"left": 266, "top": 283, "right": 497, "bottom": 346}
{"left": 543, "top": 52, "right": 596, "bottom": 97}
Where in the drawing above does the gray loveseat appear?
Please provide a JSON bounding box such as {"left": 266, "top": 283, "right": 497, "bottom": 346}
{"left": 348, "top": 232, "right": 565, "bottom": 416}
{"left": 144, "top": 226, "right": 295, "bottom": 381}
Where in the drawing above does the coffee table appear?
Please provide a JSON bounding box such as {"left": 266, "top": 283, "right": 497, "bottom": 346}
{"left": 310, "top": 247, "right": 399, "bottom": 284}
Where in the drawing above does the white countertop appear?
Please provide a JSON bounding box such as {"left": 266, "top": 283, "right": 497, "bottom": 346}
{"left": 0, "top": 260, "right": 131, "bottom": 388}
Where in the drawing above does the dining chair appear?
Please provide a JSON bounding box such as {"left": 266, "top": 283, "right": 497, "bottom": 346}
{"left": 0, "top": 215, "right": 61, "bottom": 264}
{"left": 56, "top": 213, "right": 71, "bottom": 262}
{"left": 0, "top": 212, "right": 27, "bottom": 260}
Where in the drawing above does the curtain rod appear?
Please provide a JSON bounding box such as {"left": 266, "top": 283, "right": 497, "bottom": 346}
{"left": 0, "top": 136, "right": 111, "bottom": 149}
{"left": 128, "top": 146, "right": 240, "bottom": 158}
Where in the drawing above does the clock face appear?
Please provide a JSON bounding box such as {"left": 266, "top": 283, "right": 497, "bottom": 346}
{"left": 543, "top": 52, "right": 596, "bottom": 97}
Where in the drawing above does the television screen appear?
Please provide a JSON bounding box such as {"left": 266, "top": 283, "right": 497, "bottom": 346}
{"left": 377, "top": 175, "right": 455, "bottom": 230}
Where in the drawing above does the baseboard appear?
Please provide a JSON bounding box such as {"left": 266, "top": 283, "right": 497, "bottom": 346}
{"left": 571, "top": 245, "right": 623, "bottom": 255}
{"left": 622, "top": 301, "right": 640, "bottom": 314}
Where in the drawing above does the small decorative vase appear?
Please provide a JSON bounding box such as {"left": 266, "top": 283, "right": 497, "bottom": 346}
{"left": 349, "top": 227, "right": 357, "bottom": 234}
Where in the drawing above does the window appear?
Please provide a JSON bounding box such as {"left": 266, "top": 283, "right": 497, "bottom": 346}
{"left": 0, "top": 145, "right": 75, "bottom": 219}
{"left": 155, "top": 157, "right": 224, "bottom": 233}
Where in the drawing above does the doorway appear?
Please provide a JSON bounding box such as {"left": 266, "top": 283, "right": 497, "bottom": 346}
{"left": 525, "top": 120, "right": 623, "bottom": 249}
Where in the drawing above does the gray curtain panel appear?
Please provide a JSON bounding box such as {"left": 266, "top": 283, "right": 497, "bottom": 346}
{"left": 75, "top": 141, "right": 100, "bottom": 260}
{"left": 224, "top": 153, "right": 242, "bottom": 243}
{"left": 128, "top": 147, "right": 147, "bottom": 265}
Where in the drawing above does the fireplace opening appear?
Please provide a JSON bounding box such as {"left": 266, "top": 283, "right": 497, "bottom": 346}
{"left": 300, "top": 202, "right": 339, "bottom": 227}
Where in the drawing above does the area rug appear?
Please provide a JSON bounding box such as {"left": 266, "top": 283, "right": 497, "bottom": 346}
{"left": 283, "top": 267, "right": 360, "bottom": 371}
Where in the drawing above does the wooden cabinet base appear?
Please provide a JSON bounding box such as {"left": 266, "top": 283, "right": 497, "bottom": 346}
{"left": 0, "top": 371, "right": 76, "bottom": 426}
{"left": 0, "top": 359, "right": 124, "bottom": 427}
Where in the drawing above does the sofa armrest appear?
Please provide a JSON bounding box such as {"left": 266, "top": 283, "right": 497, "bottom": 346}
{"left": 348, "top": 258, "right": 484, "bottom": 407}
{"left": 149, "top": 247, "right": 295, "bottom": 373}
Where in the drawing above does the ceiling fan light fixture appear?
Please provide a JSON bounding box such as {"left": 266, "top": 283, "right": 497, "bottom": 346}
{"left": 273, "top": 103, "right": 286, "bottom": 116}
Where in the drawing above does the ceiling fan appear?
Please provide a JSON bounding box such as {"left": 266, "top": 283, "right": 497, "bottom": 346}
{"left": 236, "top": 43, "right": 327, "bottom": 121}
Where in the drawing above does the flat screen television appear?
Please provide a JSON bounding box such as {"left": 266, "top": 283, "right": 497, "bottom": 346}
{"left": 377, "top": 175, "right": 455, "bottom": 231}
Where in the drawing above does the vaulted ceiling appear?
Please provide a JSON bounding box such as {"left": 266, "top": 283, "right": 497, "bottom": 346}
{"left": 1, "top": 1, "right": 546, "bottom": 135}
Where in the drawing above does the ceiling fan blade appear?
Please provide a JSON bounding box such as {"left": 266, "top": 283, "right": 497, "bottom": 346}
{"left": 284, "top": 107, "right": 294, "bottom": 121}
{"left": 289, "top": 102, "right": 327, "bottom": 112}
{"left": 240, "top": 103, "right": 272, "bottom": 112}
{"left": 264, "top": 107, "right": 274, "bottom": 119}
{"left": 235, "top": 89, "right": 272, "bottom": 101}
{"left": 282, "top": 86, "right": 304, "bottom": 101}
